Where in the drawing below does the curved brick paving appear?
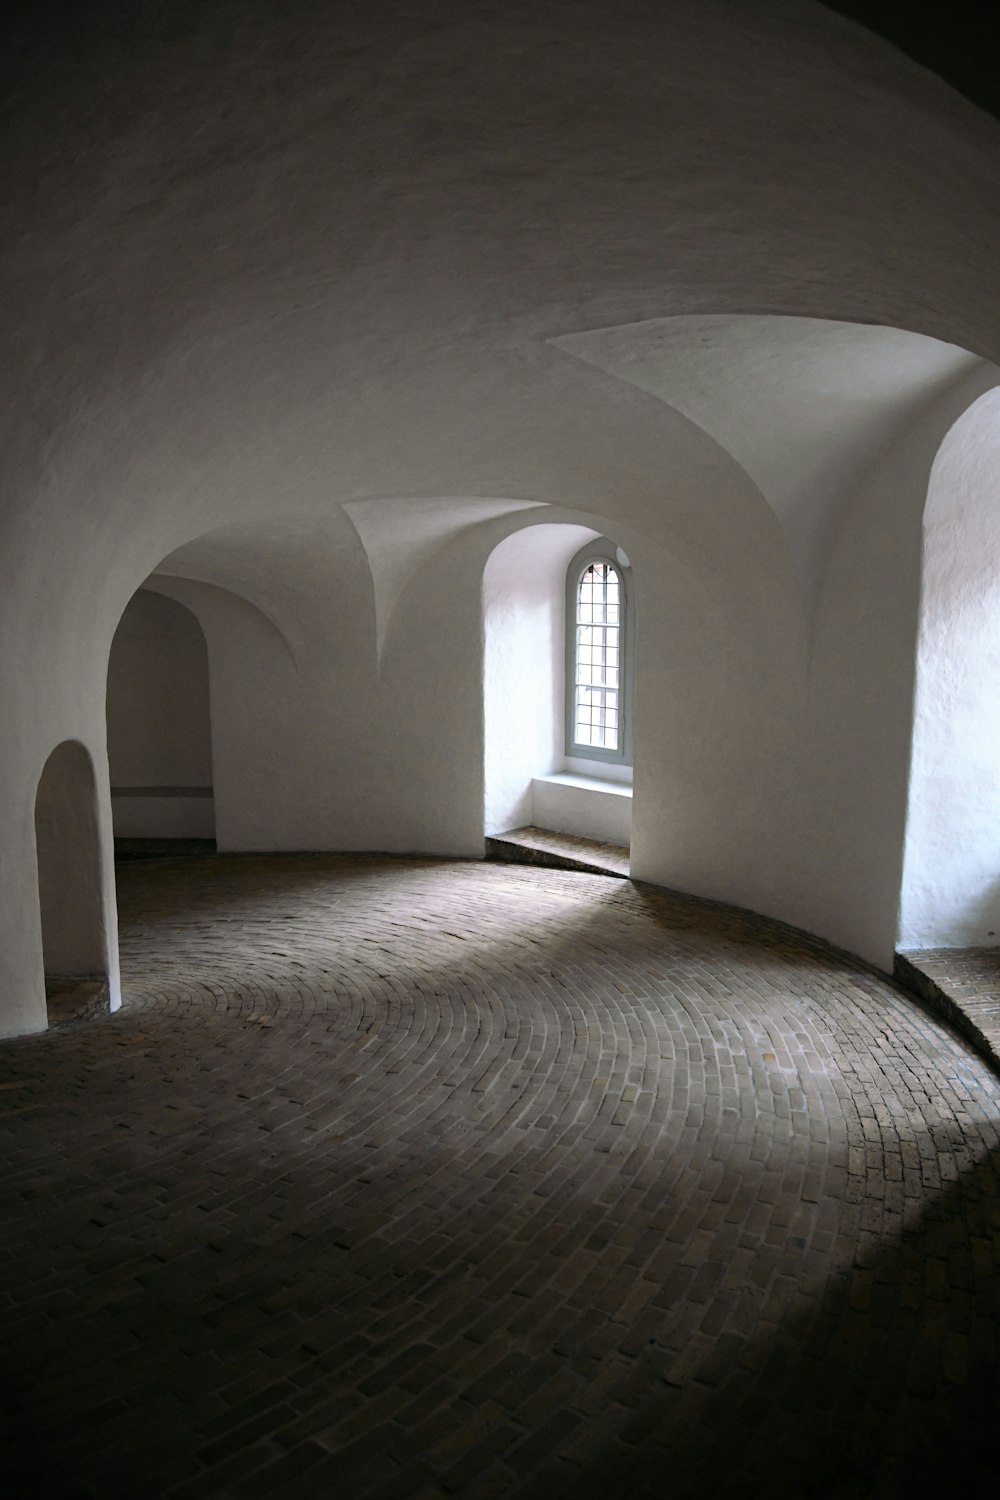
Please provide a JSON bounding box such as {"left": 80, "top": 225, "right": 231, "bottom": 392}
{"left": 2, "top": 855, "right": 999, "bottom": 1498}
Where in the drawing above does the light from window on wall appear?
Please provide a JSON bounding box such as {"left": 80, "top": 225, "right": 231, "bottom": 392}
{"left": 575, "top": 562, "right": 621, "bottom": 751}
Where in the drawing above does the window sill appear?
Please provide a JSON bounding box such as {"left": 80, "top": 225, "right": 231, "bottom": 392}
{"left": 562, "top": 755, "right": 633, "bottom": 786}
{"left": 535, "top": 772, "right": 633, "bottom": 798}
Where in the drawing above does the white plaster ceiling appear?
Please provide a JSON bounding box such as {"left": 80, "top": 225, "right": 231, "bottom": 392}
{"left": 155, "top": 498, "right": 549, "bottom": 658}
{"left": 5, "top": 0, "right": 1000, "bottom": 641}
{"left": 145, "top": 309, "right": 1000, "bottom": 645}
{"left": 344, "top": 497, "right": 545, "bottom": 654}
{"left": 552, "top": 315, "right": 987, "bottom": 592}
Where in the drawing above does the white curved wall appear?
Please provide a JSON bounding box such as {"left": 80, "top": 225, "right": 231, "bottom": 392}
{"left": 150, "top": 516, "right": 493, "bottom": 858}
{"left": 3, "top": 1, "right": 1000, "bottom": 1031}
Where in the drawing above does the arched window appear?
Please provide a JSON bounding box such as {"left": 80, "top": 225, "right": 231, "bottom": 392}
{"left": 566, "top": 539, "right": 635, "bottom": 766}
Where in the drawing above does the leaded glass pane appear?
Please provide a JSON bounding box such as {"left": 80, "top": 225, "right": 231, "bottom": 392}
{"left": 573, "top": 561, "right": 623, "bottom": 751}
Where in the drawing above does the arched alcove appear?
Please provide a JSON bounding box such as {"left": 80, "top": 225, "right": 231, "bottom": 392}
{"left": 483, "top": 521, "right": 633, "bottom": 846}
{"left": 34, "top": 740, "right": 112, "bottom": 1021}
{"left": 106, "top": 588, "right": 215, "bottom": 844}
{"left": 899, "top": 386, "right": 1000, "bottom": 948}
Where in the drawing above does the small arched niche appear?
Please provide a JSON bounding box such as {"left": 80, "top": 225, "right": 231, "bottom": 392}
{"left": 106, "top": 588, "right": 215, "bottom": 847}
{"left": 34, "top": 740, "right": 111, "bottom": 1022}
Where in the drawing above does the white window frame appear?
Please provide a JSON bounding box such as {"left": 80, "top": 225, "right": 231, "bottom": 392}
{"left": 565, "top": 539, "right": 635, "bottom": 767}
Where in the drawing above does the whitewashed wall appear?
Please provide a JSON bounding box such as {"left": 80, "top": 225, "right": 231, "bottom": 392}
{"left": 3, "top": 0, "right": 1000, "bottom": 1032}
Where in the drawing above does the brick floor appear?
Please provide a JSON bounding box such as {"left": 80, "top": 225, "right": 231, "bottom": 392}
{"left": 896, "top": 947, "right": 1000, "bottom": 1075}
{"left": 3, "top": 853, "right": 1000, "bottom": 1498}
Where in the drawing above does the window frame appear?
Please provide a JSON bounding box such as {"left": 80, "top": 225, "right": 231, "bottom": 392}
{"left": 564, "top": 538, "right": 635, "bottom": 767}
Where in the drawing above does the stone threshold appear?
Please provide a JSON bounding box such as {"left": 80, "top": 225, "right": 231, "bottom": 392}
{"left": 486, "top": 825, "right": 630, "bottom": 878}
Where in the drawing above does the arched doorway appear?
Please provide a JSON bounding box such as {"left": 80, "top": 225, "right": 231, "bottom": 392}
{"left": 899, "top": 386, "right": 1000, "bottom": 948}
{"left": 483, "top": 522, "right": 634, "bottom": 867}
{"left": 34, "top": 740, "right": 115, "bottom": 1023}
{"left": 106, "top": 588, "right": 215, "bottom": 850}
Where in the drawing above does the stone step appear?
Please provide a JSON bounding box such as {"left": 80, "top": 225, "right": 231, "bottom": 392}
{"left": 486, "top": 824, "right": 630, "bottom": 878}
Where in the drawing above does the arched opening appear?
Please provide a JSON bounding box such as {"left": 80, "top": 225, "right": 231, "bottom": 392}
{"left": 899, "top": 386, "right": 1000, "bottom": 949}
{"left": 106, "top": 588, "right": 216, "bottom": 853}
{"left": 34, "top": 739, "right": 113, "bottom": 1024}
{"left": 483, "top": 523, "right": 633, "bottom": 870}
